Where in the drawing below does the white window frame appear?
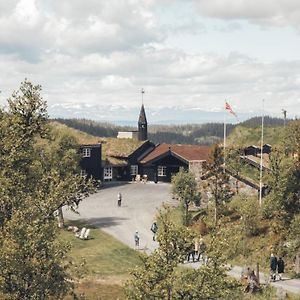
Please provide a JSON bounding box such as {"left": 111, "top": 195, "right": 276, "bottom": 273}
{"left": 104, "top": 167, "right": 113, "bottom": 180}
{"left": 80, "top": 169, "right": 87, "bottom": 177}
{"left": 82, "top": 147, "right": 91, "bottom": 158}
{"left": 130, "top": 165, "right": 138, "bottom": 175}
{"left": 158, "top": 165, "right": 167, "bottom": 177}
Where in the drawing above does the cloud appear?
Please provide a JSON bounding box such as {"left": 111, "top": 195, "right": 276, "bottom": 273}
{"left": 2, "top": 46, "right": 300, "bottom": 118}
{"left": 0, "top": 0, "right": 162, "bottom": 61}
{"left": 192, "top": 0, "right": 300, "bottom": 28}
{"left": 0, "top": 0, "right": 300, "bottom": 122}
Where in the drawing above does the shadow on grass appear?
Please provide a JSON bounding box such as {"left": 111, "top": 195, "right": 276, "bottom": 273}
{"left": 66, "top": 217, "right": 129, "bottom": 229}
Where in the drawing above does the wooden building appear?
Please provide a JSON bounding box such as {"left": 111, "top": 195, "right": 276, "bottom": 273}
{"left": 102, "top": 139, "right": 155, "bottom": 181}
{"left": 79, "top": 143, "right": 102, "bottom": 180}
{"left": 140, "top": 143, "right": 211, "bottom": 182}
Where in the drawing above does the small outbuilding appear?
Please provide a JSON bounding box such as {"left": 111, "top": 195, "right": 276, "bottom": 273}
{"left": 244, "top": 145, "right": 260, "bottom": 156}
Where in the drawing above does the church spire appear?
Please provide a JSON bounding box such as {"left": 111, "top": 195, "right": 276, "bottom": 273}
{"left": 138, "top": 89, "right": 148, "bottom": 141}
{"left": 138, "top": 104, "right": 147, "bottom": 124}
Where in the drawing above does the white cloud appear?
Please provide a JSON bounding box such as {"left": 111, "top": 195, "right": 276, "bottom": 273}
{"left": 0, "top": 0, "right": 300, "bottom": 122}
{"left": 193, "top": 0, "right": 300, "bottom": 28}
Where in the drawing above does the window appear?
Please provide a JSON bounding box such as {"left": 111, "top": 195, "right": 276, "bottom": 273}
{"left": 130, "top": 165, "right": 138, "bottom": 175}
{"left": 158, "top": 166, "right": 167, "bottom": 176}
{"left": 80, "top": 169, "right": 87, "bottom": 177}
{"left": 82, "top": 147, "right": 91, "bottom": 157}
{"left": 104, "top": 167, "right": 113, "bottom": 180}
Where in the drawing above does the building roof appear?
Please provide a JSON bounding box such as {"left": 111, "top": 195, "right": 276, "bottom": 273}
{"left": 138, "top": 104, "right": 147, "bottom": 124}
{"left": 141, "top": 143, "right": 211, "bottom": 164}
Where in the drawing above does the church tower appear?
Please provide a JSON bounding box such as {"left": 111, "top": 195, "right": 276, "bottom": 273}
{"left": 138, "top": 104, "right": 148, "bottom": 141}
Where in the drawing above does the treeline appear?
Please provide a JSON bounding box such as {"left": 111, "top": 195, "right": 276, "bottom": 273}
{"left": 240, "top": 116, "right": 290, "bottom": 127}
{"left": 53, "top": 116, "right": 286, "bottom": 145}
{"left": 53, "top": 118, "right": 119, "bottom": 137}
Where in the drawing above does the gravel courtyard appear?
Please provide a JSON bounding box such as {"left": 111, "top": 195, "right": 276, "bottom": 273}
{"left": 63, "top": 182, "right": 172, "bottom": 252}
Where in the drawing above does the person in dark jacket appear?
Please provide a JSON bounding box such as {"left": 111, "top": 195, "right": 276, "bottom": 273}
{"left": 150, "top": 222, "right": 158, "bottom": 241}
{"left": 277, "top": 257, "right": 285, "bottom": 280}
{"left": 270, "top": 253, "right": 277, "bottom": 281}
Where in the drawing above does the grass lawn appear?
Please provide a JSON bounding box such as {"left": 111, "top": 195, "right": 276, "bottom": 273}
{"left": 64, "top": 281, "right": 126, "bottom": 300}
{"left": 61, "top": 220, "right": 142, "bottom": 278}
{"left": 60, "top": 220, "right": 142, "bottom": 299}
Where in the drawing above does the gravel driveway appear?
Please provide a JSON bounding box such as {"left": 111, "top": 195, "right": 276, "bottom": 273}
{"left": 63, "top": 182, "right": 172, "bottom": 252}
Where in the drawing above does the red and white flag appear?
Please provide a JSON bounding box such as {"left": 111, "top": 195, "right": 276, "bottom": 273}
{"left": 225, "top": 101, "right": 237, "bottom": 118}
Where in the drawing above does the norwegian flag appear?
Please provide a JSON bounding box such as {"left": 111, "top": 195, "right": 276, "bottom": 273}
{"left": 225, "top": 101, "right": 237, "bottom": 118}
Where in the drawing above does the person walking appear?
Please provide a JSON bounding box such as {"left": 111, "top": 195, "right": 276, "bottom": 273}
{"left": 117, "top": 192, "right": 122, "bottom": 207}
{"left": 194, "top": 237, "right": 200, "bottom": 261}
{"left": 277, "top": 257, "right": 285, "bottom": 280}
{"left": 150, "top": 222, "right": 158, "bottom": 241}
{"left": 186, "top": 241, "right": 195, "bottom": 263}
{"left": 270, "top": 253, "right": 277, "bottom": 281}
{"left": 134, "top": 230, "right": 140, "bottom": 249}
{"left": 197, "top": 238, "right": 206, "bottom": 262}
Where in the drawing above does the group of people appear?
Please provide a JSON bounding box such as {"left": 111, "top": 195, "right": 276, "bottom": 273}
{"left": 270, "top": 253, "right": 285, "bottom": 281}
{"left": 186, "top": 237, "right": 206, "bottom": 263}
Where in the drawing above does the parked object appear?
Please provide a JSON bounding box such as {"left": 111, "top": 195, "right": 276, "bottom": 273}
{"left": 81, "top": 228, "right": 90, "bottom": 240}
{"left": 75, "top": 227, "right": 87, "bottom": 239}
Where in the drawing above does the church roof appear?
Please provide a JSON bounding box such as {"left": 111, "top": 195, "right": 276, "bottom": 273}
{"left": 138, "top": 104, "right": 147, "bottom": 123}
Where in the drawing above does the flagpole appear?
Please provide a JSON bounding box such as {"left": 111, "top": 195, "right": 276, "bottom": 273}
{"left": 259, "top": 99, "right": 264, "bottom": 206}
{"left": 224, "top": 100, "right": 227, "bottom": 173}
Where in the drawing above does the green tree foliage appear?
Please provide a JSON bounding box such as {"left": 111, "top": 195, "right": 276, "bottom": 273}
{"left": 230, "top": 195, "right": 261, "bottom": 237}
{"left": 171, "top": 169, "right": 198, "bottom": 226}
{"left": 263, "top": 123, "right": 300, "bottom": 273}
{"left": 264, "top": 148, "right": 300, "bottom": 223}
{"left": 284, "top": 119, "right": 300, "bottom": 159}
{"left": 0, "top": 80, "right": 94, "bottom": 299}
{"left": 125, "top": 209, "right": 242, "bottom": 300}
{"left": 205, "top": 145, "right": 231, "bottom": 226}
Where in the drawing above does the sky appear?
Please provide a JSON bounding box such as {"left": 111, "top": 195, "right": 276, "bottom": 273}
{"left": 1, "top": 0, "right": 300, "bottom": 123}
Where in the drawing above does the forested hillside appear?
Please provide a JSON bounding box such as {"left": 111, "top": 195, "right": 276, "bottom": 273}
{"left": 226, "top": 125, "right": 285, "bottom": 147}
{"left": 53, "top": 116, "right": 286, "bottom": 145}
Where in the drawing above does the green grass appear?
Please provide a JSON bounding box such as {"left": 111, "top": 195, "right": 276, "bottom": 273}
{"left": 226, "top": 125, "right": 285, "bottom": 148}
{"left": 239, "top": 163, "right": 261, "bottom": 184}
{"left": 65, "top": 281, "right": 126, "bottom": 300}
{"left": 60, "top": 220, "right": 142, "bottom": 278}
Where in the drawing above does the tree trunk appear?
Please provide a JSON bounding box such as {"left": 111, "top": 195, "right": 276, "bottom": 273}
{"left": 185, "top": 203, "right": 189, "bottom": 226}
{"left": 57, "top": 207, "right": 64, "bottom": 228}
{"left": 256, "top": 262, "right": 260, "bottom": 285}
{"left": 214, "top": 202, "right": 217, "bottom": 227}
{"left": 295, "top": 251, "right": 300, "bottom": 274}
{"left": 236, "top": 178, "right": 239, "bottom": 194}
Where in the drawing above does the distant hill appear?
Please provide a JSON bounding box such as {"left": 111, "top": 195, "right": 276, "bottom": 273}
{"left": 226, "top": 125, "right": 285, "bottom": 148}
{"left": 239, "top": 116, "right": 291, "bottom": 128}
{"left": 52, "top": 116, "right": 287, "bottom": 146}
